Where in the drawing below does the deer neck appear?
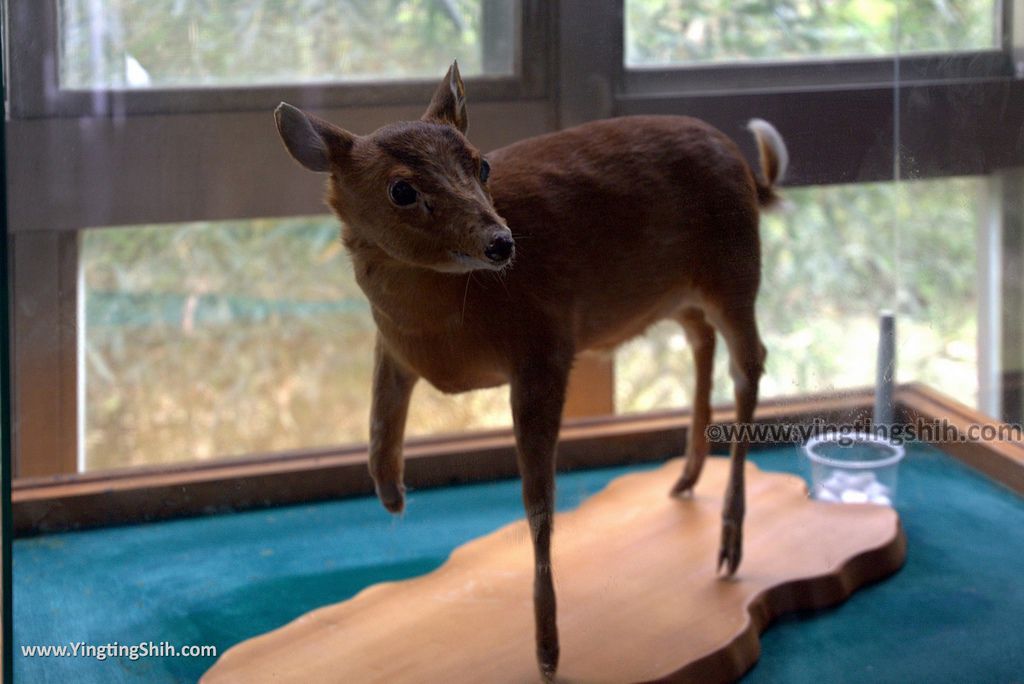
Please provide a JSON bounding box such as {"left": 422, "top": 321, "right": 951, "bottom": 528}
{"left": 346, "top": 239, "right": 465, "bottom": 336}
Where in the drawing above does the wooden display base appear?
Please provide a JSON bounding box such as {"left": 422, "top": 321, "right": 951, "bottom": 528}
{"left": 203, "top": 458, "right": 905, "bottom": 683}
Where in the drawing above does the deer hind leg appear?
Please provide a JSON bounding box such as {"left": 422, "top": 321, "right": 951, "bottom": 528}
{"left": 671, "top": 307, "right": 717, "bottom": 497}
{"left": 705, "top": 301, "right": 765, "bottom": 576}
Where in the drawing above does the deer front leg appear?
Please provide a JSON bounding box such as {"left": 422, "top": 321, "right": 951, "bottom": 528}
{"left": 510, "top": 356, "right": 570, "bottom": 681}
{"left": 369, "top": 334, "right": 418, "bottom": 514}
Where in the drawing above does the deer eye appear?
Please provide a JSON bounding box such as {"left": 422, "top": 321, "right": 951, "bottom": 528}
{"left": 389, "top": 180, "right": 418, "bottom": 206}
{"left": 479, "top": 159, "right": 490, "bottom": 183}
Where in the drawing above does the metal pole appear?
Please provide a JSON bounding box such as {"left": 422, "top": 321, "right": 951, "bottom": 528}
{"left": 874, "top": 311, "right": 896, "bottom": 431}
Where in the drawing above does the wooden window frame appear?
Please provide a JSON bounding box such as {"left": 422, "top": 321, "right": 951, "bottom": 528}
{"left": 11, "top": 383, "right": 1024, "bottom": 535}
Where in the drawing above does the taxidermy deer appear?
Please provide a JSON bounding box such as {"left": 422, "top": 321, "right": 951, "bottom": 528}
{"left": 274, "top": 62, "right": 786, "bottom": 680}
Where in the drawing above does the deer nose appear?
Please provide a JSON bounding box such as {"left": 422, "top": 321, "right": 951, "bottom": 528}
{"left": 484, "top": 234, "right": 515, "bottom": 263}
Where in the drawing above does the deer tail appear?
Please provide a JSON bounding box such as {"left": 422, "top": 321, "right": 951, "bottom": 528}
{"left": 747, "top": 118, "right": 788, "bottom": 208}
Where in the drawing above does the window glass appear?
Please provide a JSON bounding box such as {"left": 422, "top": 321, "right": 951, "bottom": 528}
{"left": 81, "top": 217, "right": 510, "bottom": 471}
{"left": 625, "top": 0, "right": 998, "bottom": 67}
{"left": 616, "top": 177, "right": 984, "bottom": 413}
{"left": 60, "top": 0, "right": 516, "bottom": 89}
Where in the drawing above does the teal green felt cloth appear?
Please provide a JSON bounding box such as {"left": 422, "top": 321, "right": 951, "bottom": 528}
{"left": 13, "top": 443, "right": 1024, "bottom": 683}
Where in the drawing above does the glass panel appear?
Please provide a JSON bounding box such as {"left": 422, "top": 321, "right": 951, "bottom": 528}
{"left": 616, "top": 177, "right": 985, "bottom": 413}
{"left": 81, "top": 217, "right": 510, "bottom": 471}
{"left": 9, "top": 3, "right": 1024, "bottom": 682}
{"left": 60, "top": 0, "right": 516, "bottom": 89}
{"left": 625, "top": 0, "right": 999, "bottom": 67}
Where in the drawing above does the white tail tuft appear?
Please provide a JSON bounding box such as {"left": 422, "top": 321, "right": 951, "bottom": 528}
{"left": 747, "top": 118, "right": 789, "bottom": 186}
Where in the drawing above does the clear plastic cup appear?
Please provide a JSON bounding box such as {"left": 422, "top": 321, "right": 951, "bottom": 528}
{"left": 803, "top": 432, "right": 905, "bottom": 506}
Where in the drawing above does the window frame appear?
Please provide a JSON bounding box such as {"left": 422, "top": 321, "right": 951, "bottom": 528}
{"left": 558, "top": 0, "right": 1022, "bottom": 184}
{"left": 4, "top": 0, "right": 548, "bottom": 119}
{"left": 623, "top": 51, "right": 1014, "bottom": 96}
{"left": 4, "top": 0, "right": 1024, "bottom": 483}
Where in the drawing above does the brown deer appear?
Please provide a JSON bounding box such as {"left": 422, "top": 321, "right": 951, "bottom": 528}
{"left": 274, "top": 62, "right": 785, "bottom": 680}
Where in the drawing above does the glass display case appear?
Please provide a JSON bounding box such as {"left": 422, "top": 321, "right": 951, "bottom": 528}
{"left": 3, "top": 1, "right": 1023, "bottom": 682}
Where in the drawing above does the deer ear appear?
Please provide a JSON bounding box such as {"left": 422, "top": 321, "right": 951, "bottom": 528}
{"left": 274, "top": 102, "right": 354, "bottom": 173}
{"left": 422, "top": 61, "right": 467, "bottom": 133}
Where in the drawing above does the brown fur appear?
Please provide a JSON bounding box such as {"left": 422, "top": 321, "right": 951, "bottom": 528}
{"left": 274, "top": 62, "right": 785, "bottom": 680}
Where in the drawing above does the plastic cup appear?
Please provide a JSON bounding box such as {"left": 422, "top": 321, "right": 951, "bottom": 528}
{"left": 802, "top": 432, "right": 905, "bottom": 506}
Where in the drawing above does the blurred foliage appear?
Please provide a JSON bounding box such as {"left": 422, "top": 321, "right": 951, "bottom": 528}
{"left": 616, "top": 177, "right": 981, "bottom": 414}
{"left": 626, "top": 0, "right": 997, "bottom": 65}
{"left": 60, "top": 0, "right": 510, "bottom": 88}
{"left": 82, "top": 218, "right": 510, "bottom": 470}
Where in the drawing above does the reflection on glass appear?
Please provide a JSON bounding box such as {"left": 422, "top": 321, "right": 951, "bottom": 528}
{"left": 616, "top": 177, "right": 984, "bottom": 414}
{"left": 60, "top": 0, "right": 516, "bottom": 89}
{"left": 625, "top": 0, "right": 998, "bottom": 66}
{"left": 81, "top": 217, "right": 510, "bottom": 471}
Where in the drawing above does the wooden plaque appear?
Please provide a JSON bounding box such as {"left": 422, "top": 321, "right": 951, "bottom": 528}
{"left": 203, "top": 457, "right": 905, "bottom": 683}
